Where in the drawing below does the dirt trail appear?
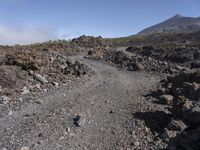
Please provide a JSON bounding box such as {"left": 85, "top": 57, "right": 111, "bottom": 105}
{"left": 0, "top": 56, "right": 159, "bottom": 150}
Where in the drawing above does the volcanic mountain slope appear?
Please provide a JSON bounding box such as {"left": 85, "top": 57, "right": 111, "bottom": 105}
{"left": 138, "top": 14, "right": 200, "bottom": 35}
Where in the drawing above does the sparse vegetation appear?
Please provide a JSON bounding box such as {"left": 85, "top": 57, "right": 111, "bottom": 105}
{"left": 105, "top": 30, "right": 200, "bottom": 49}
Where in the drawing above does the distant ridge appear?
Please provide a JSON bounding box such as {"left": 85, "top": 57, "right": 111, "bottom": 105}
{"left": 137, "top": 14, "right": 200, "bottom": 35}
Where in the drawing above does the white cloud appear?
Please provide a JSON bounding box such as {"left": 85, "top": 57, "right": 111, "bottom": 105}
{"left": 57, "top": 30, "right": 81, "bottom": 40}
{"left": 0, "top": 25, "right": 58, "bottom": 45}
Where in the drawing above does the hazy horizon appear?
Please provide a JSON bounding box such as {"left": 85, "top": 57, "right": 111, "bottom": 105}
{"left": 0, "top": 0, "right": 199, "bottom": 45}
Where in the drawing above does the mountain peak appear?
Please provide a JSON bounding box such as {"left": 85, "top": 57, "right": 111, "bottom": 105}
{"left": 173, "top": 14, "right": 183, "bottom": 18}
{"left": 138, "top": 14, "right": 200, "bottom": 35}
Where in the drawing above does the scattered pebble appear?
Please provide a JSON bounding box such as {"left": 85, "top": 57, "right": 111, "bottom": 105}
{"left": 73, "top": 115, "right": 81, "bottom": 127}
{"left": 0, "top": 96, "right": 11, "bottom": 104}
{"left": 34, "top": 73, "right": 48, "bottom": 84}
{"left": 8, "top": 110, "right": 13, "bottom": 116}
{"left": 52, "top": 82, "right": 59, "bottom": 87}
{"left": 35, "top": 84, "right": 41, "bottom": 89}
{"left": 19, "top": 146, "right": 29, "bottom": 150}
{"left": 134, "top": 141, "right": 140, "bottom": 146}
{"left": 21, "top": 87, "right": 30, "bottom": 95}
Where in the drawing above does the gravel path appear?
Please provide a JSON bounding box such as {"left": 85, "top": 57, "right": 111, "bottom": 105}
{"left": 0, "top": 57, "right": 160, "bottom": 150}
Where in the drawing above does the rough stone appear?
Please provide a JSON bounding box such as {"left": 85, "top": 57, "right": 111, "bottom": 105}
{"left": 35, "top": 83, "right": 41, "bottom": 89}
{"left": 34, "top": 73, "right": 48, "bottom": 84}
{"left": 19, "top": 146, "right": 29, "bottom": 150}
{"left": 161, "top": 128, "right": 178, "bottom": 142}
{"left": 73, "top": 115, "right": 81, "bottom": 127}
{"left": 0, "top": 96, "right": 11, "bottom": 104}
{"left": 133, "top": 141, "right": 140, "bottom": 146}
{"left": 8, "top": 110, "right": 13, "bottom": 116}
{"left": 21, "top": 87, "right": 30, "bottom": 95}
{"left": 167, "top": 119, "right": 187, "bottom": 131}
{"left": 160, "top": 95, "right": 174, "bottom": 105}
{"left": 52, "top": 82, "right": 59, "bottom": 87}
{"left": 128, "top": 63, "right": 144, "bottom": 71}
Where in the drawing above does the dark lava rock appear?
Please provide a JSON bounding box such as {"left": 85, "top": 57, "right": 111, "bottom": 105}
{"left": 179, "top": 100, "right": 200, "bottom": 126}
{"left": 73, "top": 115, "right": 81, "bottom": 127}
{"left": 178, "top": 127, "right": 200, "bottom": 150}
{"left": 191, "top": 61, "right": 200, "bottom": 69}
{"left": 128, "top": 62, "right": 144, "bottom": 71}
{"left": 125, "top": 46, "right": 142, "bottom": 53}
{"left": 104, "top": 49, "right": 183, "bottom": 74}
{"left": 63, "top": 60, "right": 90, "bottom": 77}
{"left": 166, "top": 118, "right": 187, "bottom": 131}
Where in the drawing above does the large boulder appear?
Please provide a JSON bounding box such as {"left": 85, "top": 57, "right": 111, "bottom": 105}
{"left": 0, "top": 66, "right": 27, "bottom": 89}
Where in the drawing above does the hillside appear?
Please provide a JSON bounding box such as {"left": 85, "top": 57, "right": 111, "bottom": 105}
{"left": 106, "top": 30, "right": 200, "bottom": 48}
{"left": 138, "top": 14, "right": 200, "bottom": 35}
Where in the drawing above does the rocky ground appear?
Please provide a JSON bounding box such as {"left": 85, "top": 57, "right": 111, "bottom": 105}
{"left": 88, "top": 44, "right": 200, "bottom": 150}
{"left": 0, "top": 54, "right": 163, "bottom": 150}
{"left": 1, "top": 36, "right": 200, "bottom": 150}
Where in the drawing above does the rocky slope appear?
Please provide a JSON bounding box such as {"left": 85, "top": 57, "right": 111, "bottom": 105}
{"left": 138, "top": 14, "right": 200, "bottom": 35}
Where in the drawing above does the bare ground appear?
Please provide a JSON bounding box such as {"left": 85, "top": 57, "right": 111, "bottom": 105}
{"left": 0, "top": 56, "right": 164, "bottom": 150}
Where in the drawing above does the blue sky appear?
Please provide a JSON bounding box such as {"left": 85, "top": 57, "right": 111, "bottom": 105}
{"left": 0, "top": 0, "right": 199, "bottom": 45}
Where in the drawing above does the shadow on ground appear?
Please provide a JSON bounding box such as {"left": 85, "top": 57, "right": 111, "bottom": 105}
{"left": 133, "top": 111, "right": 171, "bottom": 133}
